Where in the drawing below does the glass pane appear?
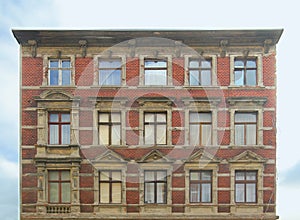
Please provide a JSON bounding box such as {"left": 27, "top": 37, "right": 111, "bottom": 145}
{"left": 145, "top": 70, "right": 167, "bottom": 85}
{"left": 49, "top": 113, "right": 59, "bottom": 122}
{"left": 111, "top": 125, "right": 121, "bottom": 145}
{"left": 157, "top": 171, "right": 167, "bottom": 181}
{"left": 235, "top": 125, "right": 245, "bottom": 145}
{"left": 99, "top": 59, "right": 121, "bottom": 68}
{"left": 234, "top": 70, "right": 244, "bottom": 85}
{"left": 112, "top": 183, "right": 121, "bottom": 203}
{"left": 49, "top": 183, "right": 59, "bottom": 203}
{"left": 62, "top": 60, "right": 71, "bottom": 68}
{"left": 62, "top": 70, "right": 71, "bottom": 85}
{"left": 145, "top": 60, "right": 167, "bottom": 68}
{"left": 246, "top": 172, "right": 257, "bottom": 181}
{"left": 145, "top": 171, "right": 155, "bottom": 181}
{"left": 201, "top": 124, "right": 212, "bottom": 145}
{"left": 156, "top": 124, "right": 166, "bottom": 144}
{"left": 50, "top": 60, "right": 59, "bottom": 68}
{"left": 112, "top": 171, "right": 121, "bottom": 181}
{"left": 246, "top": 70, "right": 256, "bottom": 85}
{"left": 202, "top": 183, "right": 211, "bottom": 202}
{"left": 100, "top": 183, "right": 110, "bottom": 203}
{"left": 235, "top": 171, "right": 245, "bottom": 180}
{"left": 49, "top": 125, "right": 59, "bottom": 144}
{"left": 111, "top": 113, "right": 121, "bottom": 122}
{"left": 99, "top": 125, "right": 109, "bottom": 145}
{"left": 189, "top": 70, "right": 199, "bottom": 86}
{"left": 199, "top": 113, "right": 212, "bottom": 122}
{"left": 99, "top": 113, "right": 109, "bottom": 122}
{"left": 145, "top": 183, "right": 155, "bottom": 203}
{"left": 100, "top": 70, "right": 121, "bottom": 85}
{"left": 190, "top": 124, "right": 200, "bottom": 145}
{"left": 61, "top": 183, "right": 70, "bottom": 203}
{"left": 234, "top": 60, "right": 244, "bottom": 68}
{"left": 201, "top": 171, "right": 212, "bottom": 181}
{"left": 189, "top": 60, "right": 199, "bottom": 68}
{"left": 61, "top": 113, "right": 70, "bottom": 122}
{"left": 100, "top": 171, "right": 110, "bottom": 181}
{"left": 235, "top": 183, "right": 245, "bottom": 202}
{"left": 61, "top": 171, "right": 70, "bottom": 181}
{"left": 49, "top": 171, "right": 59, "bottom": 180}
{"left": 110, "top": 70, "right": 121, "bottom": 85}
{"left": 145, "top": 113, "right": 154, "bottom": 122}
{"left": 246, "top": 124, "right": 256, "bottom": 145}
{"left": 145, "top": 124, "right": 154, "bottom": 144}
{"left": 190, "top": 172, "right": 200, "bottom": 181}
{"left": 157, "top": 182, "right": 166, "bottom": 203}
{"left": 190, "top": 183, "right": 200, "bottom": 202}
{"left": 235, "top": 113, "right": 257, "bottom": 122}
{"left": 201, "top": 70, "right": 211, "bottom": 86}
{"left": 201, "top": 60, "right": 211, "bottom": 68}
{"left": 190, "top": 112, "right": 199, "bottom": 122}
{"left": 246, "top": 60, "right": 256, "bottom": 68}
{"left": 49, "top": 70, "right": 59, "bottom": 85}
{"left": 246, "top": 183, "right": 256, "bottom": 202}
{"left": 156, "top": 113, "right": 166, "bottom": 122}
{"left": 61, "top": 125, "right": 70, "bottom": 144}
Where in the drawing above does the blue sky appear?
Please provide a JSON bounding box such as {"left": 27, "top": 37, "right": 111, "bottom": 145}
{"left": 0, "top": 0, "right": 299, "bottom": 219}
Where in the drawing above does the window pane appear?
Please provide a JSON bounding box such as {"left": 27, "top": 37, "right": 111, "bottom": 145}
{"left": 156, "top": 124, "right": 166, "bottom": 144}
{"left": 111, "top": 171, "right": 121, "bottom": 181}
{"left": 111, "top": 125, "right": 121, "bottom": 145}
{"left": 157, "top": 171, "right": 167, "bottom": 181}
{"left": 61, "top": 60, "right": 70, "bottom": 68}
{"left": 99, "top": 113, "right": 109, "bottom": 122}
{"left": 49, "top": 70, "right": 59, "bottom": 85}
{"left": 99, "top": 59, "right": 122, "bottom": 68}
{"left": 201, "top": 70, "right": 211, "bottom": 86}
{"left": 235, "top": 125, "right": 245, "bottom": 145}
{"left": 111, "top": 113, "right": 121, "bottom": 122}
{"left": 99, "top": 125, "right": 109, "bottom": 145}
{"left": 100, "top": 183, "right": 110, "bottom": 203}
{"left": 235, "top": 113, "right": 257, "bottom": 122}
{"left": 49, "top": 171, "right": 59, "bottom": 181}
{"left": 49, "top": 183, "right": 59, "bottom": 203}
{"left": 246, "top": 60, "right": 256, "bottom": 68}
{"left": 50, "top": 60, "right": 59, "bottom": 68}
{"left": 201, "top": 171, "right": 212, "bottom": 181}
{"left": 61, "top": 171, "right": 70, "bottom": 181}
{"left": 145, "top": 60, "right": 167, "bottom": 68}
{"left": 157, "top": 182, "right": 166, "bottom": 203}
{"left": 190, "top": 124, "right": 200, "bottom": 145}
{"left": 145, "top": 113, "right": 154, "bottom": 123}
{"left": 190, "top": 172, "right": 200, "bottom": 181}
{"left": 189, "top": 70, "right": 199, "bottom": 86}
{"left": 235, "top": 172, "right": 245, "bottom": 180}
{"left": 234, "top": 60, "right": 244, "bottom": 68}
{"left": 201, "top": 60, "right": 211, "bottom": 68}
{"left": 145, "top": 70, "right": 167, "bottom": 85}
{"left": 235, "top": 183, "right": 245, "bottom": 202}
{"left": 61, "top": 113, "right": 70, "bottom": 122}
{"left": 145, "top": 124, "right": 154, "bottom": 144}
{"left": 246, "top": 70, "right": 256, "bottom": 85}
{"left": 100, "top": 171, "right": 110, "bottom": 181}
{"left": 145, "top": 183, "right": 155, "bottom": 203}
{"left": 234, "top": 70, "right": 244, "bottom": 85}
{"left": 190, "top": 112, "right": 211, "bottom": 123}
{"left": 49, "top": 125, "right": 59, "bottom": 144}
{"left": 190, "top": 112, "right": 200, "bottom": 122}
{"left": 156, "top": 113, "right": 166, "bottom": 122}
{"left": 246, "top": 172, "right": 257, "bottom": 181}
{"left": 112, "top": 183, "right": 122, "bottom": 203}
{"left": 49, "top": 113, "right": 59, "bottom": 122}
{"left": 100, "top": 69, "right": 121, "bottom": 85}
{"left": 61, "top": 183, "right": 70, "bottom": 203}
{"left": 246, "top": 183, "right": 256, "bottom": 202}
{"left": 246, "top": 124, "right": 256, "bottom": 145}
{"left": 190, "top": 183, "right": 200, "bottom": 202}
{"left": 202, "top": 124, "right": 212, "bottom": 145}
{"left": 62, "top": 70, "right": 71, "bottom": 85}
{"left": 61, "top": 125, "right": 70, "bottom": 144}
{"left": 145, "top": 171, "right": 155, "bottom": 181}
{"left": 202, "top": 183, "right": 211, "bottom": 202}
{"left": 189, "top": 60, "right": 199, "bottom": 68}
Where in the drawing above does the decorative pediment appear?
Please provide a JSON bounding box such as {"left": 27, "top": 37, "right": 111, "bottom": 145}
{"left": 227, "top": 97, "right": 267, "bottom": 106}
{"left": 137, "top": 97, "right": 175, "bottom": 107}
{"left": 186, "top": 150, "right": 220, "bottom": 163}
{"left": 93, "top": 149, "right": 126, "bottom": 163}
{"left": 88, "top": 97, "right": 129, "bottom": 107}
{"left": 229, "top": 150, "right": 266, "bottom": 163}
{"left": 181, "top": 97, "right": 221, "bottom": 107}
{"left": 35, "top": 90, "right": 80, "bottom": 102}
{"left": 139, "top": 149, "right": 171, "bottom": 163}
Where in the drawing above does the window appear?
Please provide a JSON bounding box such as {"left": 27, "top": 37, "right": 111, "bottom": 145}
{"left": 235, "top": 171, "right": 257, "bottom": 203}
{"left": 188, "top": 59, "right": 212, "bottom": 86}
{"left": 48, "top": 59, "right": 71, "bottom": 85}
{"left": 99, "top": 58, "right": 122, "bottom": 86}
{"left": 144, "top": 170, "right": 167, "bottom": 204}
{"left": 144, "top": 112, "right": 167, "bottom": 145}
{"left": 144, "top": 59, "right": 167, "bottom": 85}
{"left": 48, "top": 113, "right": 70, "bottom": 145}
{"left": 234, "top": 58, "right": 257, "bottom": 86}
{"left": 48, "top": 170, "right": 71, "bottom": 203}
{"left": 235, "top": 112, "right": 257, "bottom": 145}
{"left": 189, "top": 170, "right": 212, "bottom": 203}
{"left": 99, "top": 171, "right": 122, "bottom": 204}
{"left": 189, "top": 112, "right": 212, "bottom": 146}
{"left": 99, "top": 112, "right": 121, "bottom": 145}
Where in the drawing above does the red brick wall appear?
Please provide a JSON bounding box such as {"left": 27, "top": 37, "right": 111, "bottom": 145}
{"left": 217, "top": 57, "right": 230, "bottom": 86}
{"left": 22, "top": 57, "right": 43, "bottom": 86}
{"left": 75, "top": 58, "right": 94, "bottom": 86}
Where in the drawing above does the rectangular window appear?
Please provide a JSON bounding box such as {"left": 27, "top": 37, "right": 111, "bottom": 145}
{"left": 99, "top": 112, "right": 121, "bottom": 145}
{"left": 144, "top": 112, "right": 167, "bottom": 145}
{"left": 189, "top": 170, "right": 212, "bottom": 203}
{"left": 144, "top": 59, "right": 167, "bottom": 85}
{"left": 235, "top": 171, "right": 257, "bottom": 203}
{"left": 99, "top": 170, "right": 122, "bottom": 204}
{"left": 49, "top": 59, "right": 71, "bottom": 85}
{"left": 235, "top": 112, "right": 257, "bottom": 145}
{"left": 189, "top": 112, "right": 212, "bottom": 146}
{"left": 234, "top": 58, "right": 257, "bottom": 86}
{"left": 48, "top": 170, "right": 71, "bottom": 203}
{"left": 49, "top": 113, "right": 70, "bottom": 145}
{"left": 188, "top": 59, "right": 212, "bottom": 86}
{"left": 144, "top": 170, "right": 167, "bottom": 204}
{"left": 99, "top": 58, "right": 122, "bottom": 86}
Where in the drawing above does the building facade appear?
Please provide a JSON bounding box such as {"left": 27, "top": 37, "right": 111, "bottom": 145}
{"left": 14, "top": 29, "right": 282, "bottom": 220}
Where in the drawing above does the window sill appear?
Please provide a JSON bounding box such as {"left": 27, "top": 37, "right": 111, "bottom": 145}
{"left": 183, "top": 85, "right": 220, "bottom": 89}
{"left": 228, "top": 85, "right": 265, "bottom": 89}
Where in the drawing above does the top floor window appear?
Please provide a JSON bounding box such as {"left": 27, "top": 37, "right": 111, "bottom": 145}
{"left": 144, "top": 59, "right": 167, "bottom": 85}
{"left": 49, "top": 59, "right": 71, "bottom": 85}
{"left": 99, "top": 58, "right": 122, "bottom": 86}
{"left": 234, "top": 58, "right": 257, "bottom": 86}
{"left": 188, "top": 59, "right": 212, "bottom": 86}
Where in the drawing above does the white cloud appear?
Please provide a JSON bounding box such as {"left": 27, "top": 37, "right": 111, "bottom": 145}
{"left": 0, "top": 156, "right": 18, "bottom": 179}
